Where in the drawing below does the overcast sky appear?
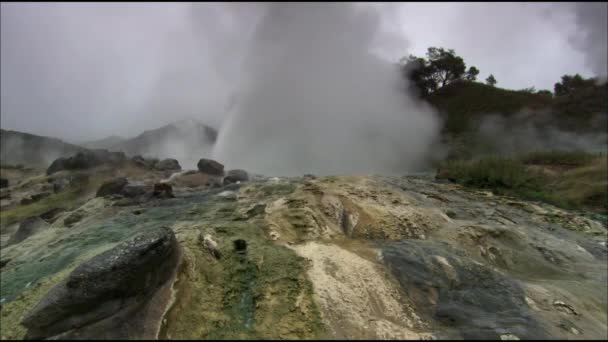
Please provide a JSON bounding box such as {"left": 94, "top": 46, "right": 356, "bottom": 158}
{"left": 1, "top": 2, "right": 606, "bottom": 142}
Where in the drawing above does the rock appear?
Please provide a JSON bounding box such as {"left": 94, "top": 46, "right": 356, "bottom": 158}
{"left": 21, "top": 227, "right": 180, "bottom": 340}
{"left": 47, "top": 150, "right": 127, "bottom": 175}
{"left": 234, "top": 239, "right": 247, "bottom": 252}
{"left": 39, "top": 208, "right": 66, "bottom": 223}
{"left": 152, "top": 182, "right": 174, "bottom": 198}
{"left": 223, "top": 169, "right": 249, "bottom": 185}
{"left": 96, "top": 177, "right": 128, "bottom": 197}
{"left": 132, "top": 155, "right": 159, "bottom": 169}
{"left": 154, "top": 158, "right": 181, "bottom": 171}
{"left": 121, "top": 184, "right": 149, "bottom": 198}
{"left": 197, "top": 158, "right": 224, "bottom": 176}
{"left": 8, "top": 217, "right": 50, "bottom": 245}
{"left": 0, "top": 177, "right": 8, "bottom": 188}
{"left": 113, "top": 198, "right": 140, "bottom": 207}
{"left": 64, "top": 210, "right": 86, "bottom": 228}
{"left": 201, "top": 234, "right": 222, "bottom": 259}
{"left": 20, "top": 192, "right": 51, "bottom": 205}
{"left": 435, "top": 167, "right": 456, "bottom": 182}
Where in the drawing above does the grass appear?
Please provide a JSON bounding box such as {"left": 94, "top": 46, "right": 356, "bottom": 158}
{"left": 439, "top": 152, "right": 608, "bottom": 214}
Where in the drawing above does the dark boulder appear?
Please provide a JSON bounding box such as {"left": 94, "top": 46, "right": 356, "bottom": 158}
{"left": 154, "top": 159, "right": 181, "bottom": 171}
{"left": 132, "top": 155, "right": 159, "bottom": 169}
{"left": 96, "top": 177, "right": 128, "bottom": 197}
{"left": 121, "top": 184, "right": 150, "bottom": 198}
{"left": 47, "top": 150, "right": 127, "bottom": 175}
{"left": 51, "top": 173, "right": 90, "bottom": 193}
{"left": 152, "top": 182, "right": 174, "bottom": 198}
{"left": 197, "top": 158, "right": 224, "bottom": 176}
{"left": 21, "top": 227, "right": 180, "bottom": 340}
{"left": 0, "top": 177, "right": 8, "bottom": 188}
{"left": 223, "top": 169, "right": 249, "bottom": 185}
{"left": 8, "top": 217, "right": 50, "bottom": 245}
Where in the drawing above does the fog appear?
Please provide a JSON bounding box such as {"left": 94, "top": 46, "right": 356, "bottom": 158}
{"left": 212, "top": 3, "right": 440, "bottom": 175}
{"left": 477, "top": 111, "right": 608, "bottom": 156}
{"left": 1, "top": 3, "right": 606, "bottom": 173}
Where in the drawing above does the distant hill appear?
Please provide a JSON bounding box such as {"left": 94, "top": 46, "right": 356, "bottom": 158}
{"left": 81, "top": 135, "right": 126, "bottom": 150}
{"left": 0, "top": 129, "right": 86, "bottom": 168}
{"left": 427, "top": 80, "right": 607, "bottom": 135}
{"left": 95, "top": 119, "right": 219, "bottom": 169}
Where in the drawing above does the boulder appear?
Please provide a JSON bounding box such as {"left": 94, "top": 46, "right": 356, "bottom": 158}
{"left": 154, "top": 159, "right": 181, "bottom": 171}
{"left": 0, "top": 177, "right": 8, "bottom": 188}
{"left": 47, "top": 150, "right": 127, "bottom": 175}
{"left": 152, "top": 182, "right": 174, "bottom": 198}
{"left": 200, "top": 234, "right": 222, "bottom": 260}
{"left": 121, "top": 184, "right": 150, "bottom": 198}
{"left": 132, "top": 155, "right": 158, "bottom": 169}
{"left": 0, "top": 188, "right": 10, "bottom": 200}
{"left": 51, "top": 173, "right": 90, "bottom": 193}
{"left": 21, "top": 227, "right": 180, "bottom": 340}
{"left": 8, "top": 217, "right": 50, "bottom": 245}
{"left": 197, "top": 158, "right": 224, "bottom": 176}
{"left": 223, "top": 169, "right": 249, "bottom": 185}
{"left": 96, "top": 177, "right": 128, "bottom": 197}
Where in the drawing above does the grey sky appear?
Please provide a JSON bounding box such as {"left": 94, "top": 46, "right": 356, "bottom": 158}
{"left": 1, "top": 2, "right": 605, "bottom": 142}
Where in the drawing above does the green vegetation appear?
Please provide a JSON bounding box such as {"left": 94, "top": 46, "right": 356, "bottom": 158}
{"left": 440, "top": 152, "right": 607, "bottom": 214}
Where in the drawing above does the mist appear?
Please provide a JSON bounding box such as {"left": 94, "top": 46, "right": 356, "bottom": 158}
{"left": 570, "top": 2, "right": 608, "bottom": 81}
{"left": 477, "top": 111, "right": 608, "bottom": 156}
{"left": 212, "top": 3, "right": 442, "bottom": 176}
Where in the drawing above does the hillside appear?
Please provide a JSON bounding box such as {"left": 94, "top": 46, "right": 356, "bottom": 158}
{"left": 80, "top": 135, "right": 126, "bottom": 150}
{"left": 0, "top": 129, "right": 86, "bottom": 168}
{"left": 93, "top": 119, "right": 218, "bottom": 169}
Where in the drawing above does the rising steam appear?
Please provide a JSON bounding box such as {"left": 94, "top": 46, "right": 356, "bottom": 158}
{"left": 212, "top": 3, "right": 441, "bottom": 176}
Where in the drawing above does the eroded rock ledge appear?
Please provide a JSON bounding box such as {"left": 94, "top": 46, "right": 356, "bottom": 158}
{"left": 21, "top": 226, "right": 181, "bottom": 340}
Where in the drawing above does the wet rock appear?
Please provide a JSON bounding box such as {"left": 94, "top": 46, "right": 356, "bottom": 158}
{"left": 197, "top": 158, "right": 224, "bottom": 176}
{"left": 113, "top": 198, "right": 140, "bottom": 207}
{"left": 223, "top": 169, "right": 249, "bottom": 185}
{"left": 39, "top": 207, "right": 66, "bottom": 223}
{"left": 7, "top": 217, "right": 49, "bottom": 245}
{"left": 96, "top": 177, "right": 128, "bottom": 197}
{"left": 382, "top": 240, "right": 547, "bottom": 339}
{"left": 0, "top": 177, "right": 8, "bottom": 188}
{"left": 152, "top": 182, "right": 174, "bottom": 198}
{"left": 245, "top": 203, "right": 267, "bottom": 218}
{"left": 154, "top": 158, "right": 181, "bottom": 171}
{"left": 20, "top": 192, "right": 51, "bottom": 205}
{"left": 64, "top": 210, "right": 86, "bottom": 228}
{"left": 47, "top": 150, "right": 127, "bottom": 175}
{"left": 21, "top": 226, "right": 180, "bottom": 340}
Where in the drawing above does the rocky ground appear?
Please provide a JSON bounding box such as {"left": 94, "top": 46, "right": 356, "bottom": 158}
{"left": 0, "top": 157, "right": 606, "bottom": 340}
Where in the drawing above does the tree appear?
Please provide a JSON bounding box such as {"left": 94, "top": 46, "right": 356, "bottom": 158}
{"left": 486, "top": 74, "right": 497, "bottom": 87}
{"left": 465, "top": 66, "right": 479, "bottom": 81}
{"left": 554, "top": 74, "right": 596, "bottom": 96}
{"left": 401, "top": 47, "right": 472, "bottom": 96}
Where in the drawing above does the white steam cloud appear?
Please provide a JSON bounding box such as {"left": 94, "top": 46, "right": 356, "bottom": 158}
{"left": 212, "top": 3, "right": 441, "bottom": 176}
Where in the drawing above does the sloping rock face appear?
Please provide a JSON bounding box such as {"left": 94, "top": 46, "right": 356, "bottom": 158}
{"left": 1, "top": 172, "right": 606, "bottom": 340}
{"left": 95, "top": 177, "right": 128, "bottom": 197}
{"left": 47, "top": 150, "right": 127, "bottom": 175}
{"left": 20, "top": 226, "right": 180, "bottom": 340}
{"left": 7, "top": 217, "right": 49, "bottom": 245}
